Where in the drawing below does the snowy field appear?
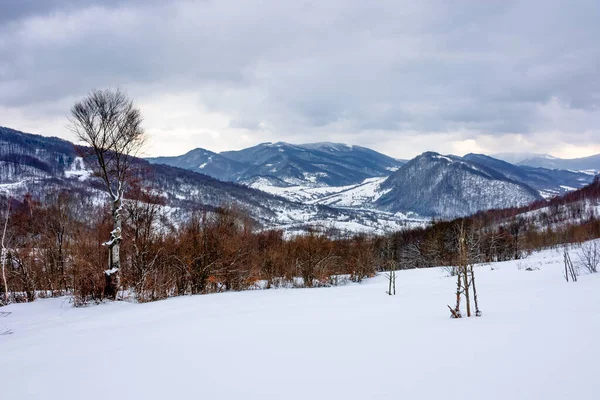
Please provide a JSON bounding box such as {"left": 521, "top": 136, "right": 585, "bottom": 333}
{"left": 1, "top": 245, "right": 599, "bottom": 399}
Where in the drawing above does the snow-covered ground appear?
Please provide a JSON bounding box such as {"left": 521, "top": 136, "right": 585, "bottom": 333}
{"left": 248, "top": 176, "right": 391, "bottom": 207}
{"left": 1, "top": 245, "right": 599, "bottom": 399}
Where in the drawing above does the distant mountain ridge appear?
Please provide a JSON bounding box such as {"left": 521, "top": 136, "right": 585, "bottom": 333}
{"left": 150, "top": 141, "right": 595, "bottom": 217}
{"left": 463, "top": 154, "right": 593, "bottom": 198}
{"left": 149, "top": 148, "right": 248, "bottom": 182}
{"left": 494, "top": 152, "right": 600, "bottom": 172}
{"left": 2, "top": 125, "right": 597, "bottom": 222}
{"left": 148, "top": 141, "right": 405, "bottom": 187}
{"left": 376, "top": 152, "right": 543, "bottom": 217}
{"left": 0, "top": 126, "right": 417, "bottom": 233}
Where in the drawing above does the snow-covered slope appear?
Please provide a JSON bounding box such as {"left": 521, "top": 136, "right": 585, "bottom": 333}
{"left": 2, "top": 243, "right": 599, "bottom": 400}
{"left": 492, "top": 152, "right": 555, "bottom": 165}
{"left": 494, "top": 152, "right": 600, "bottom": 173}
{"left": 249, "top": 176, "right": 391, "bottom": 207}
{"left": 0, "top": 126, "right": 420, "bottom": 233}
{"left": 151, "top": 141, "right": 406, "bottom": 187}
{"left": 147, "top": 148, "right": 248, "bottom": 182}
{"left": 377, "top": 152, "right": 543, "bottom": 217}
{"left": 247, "top": 152, "right": 594, "bottom": 218}
{"left": 463, "top": 153, "right": 593, "bottom": 198}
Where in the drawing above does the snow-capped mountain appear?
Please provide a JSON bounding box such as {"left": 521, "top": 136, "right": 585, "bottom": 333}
{"left": 148, "top": 148, "right": 247, "bottom": 182}
{"left": 3, "top": 125, "right": 597, "bottom": 223}
{"left": 494, "top": 152, "right": 600, "bottom": 172}
{"left": 0, "top": 126, "right": 418, "bottom": 233}
{"left": 375, "top": 152, "right": 543, "bottom": 217}
{"left": 518, "top": 154, "right": 600, "bottom": 172}
{"left": 149, "top": 141, "right": 405, "bottom": 187}
{"left": 249, "top": 151, "right": 594, "bottom": 217}
{"left": 150, "top": 138, "right": 596, "bottom": 218}
{"left": 492, "top": 152, "right": 555, "bottom": 165}
{"left": 463, "top": 154, "right": 593, "bottom": 198}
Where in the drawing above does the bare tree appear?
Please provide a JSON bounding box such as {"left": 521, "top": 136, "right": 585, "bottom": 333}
{"left": 563, "top": 245, "right": 578, "bottom": 282}
{"left": 577, "top": 240, "right": 599, "bottom": 274}
{"left": 448, "top": 222, "right": 482, "bottom": 318}
{"left": 69, "top": 89, "right": 145, "bottom": 299}
{"left": 381, "top": 236, "right": 397, "bottom": 295}
{"left": 1, "top": 198, "right": 11, "bottom": 305}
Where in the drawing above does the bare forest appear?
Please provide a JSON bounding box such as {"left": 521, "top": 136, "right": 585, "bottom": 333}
{"left": 1, "top": 175, "right": 599, "bottom": 306}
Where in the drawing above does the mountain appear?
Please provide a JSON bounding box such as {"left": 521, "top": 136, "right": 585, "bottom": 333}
{"left": 5, "top": 125, "right": 596, "bottom": 223}
{"left": 518, "top": 154, "right": 600, "bottom": 172}
{"left": 463, "top": 154, "right": 593, "bottom": 198}
{"left": 492, "top": 152, "right": 553, "bottom": 165}
{"left": 148, "top": 148, "right": 248, "bottom": 182}
{"left": 0, "top": 126, "right": 417, "bottom": 233}
{"left": 149, "top": 141, "right": 405, "bottom": 187}
{"left": 150, "top": 140, "right": 596, "bottom": 218}
{"left": 376, "top": 152, "right": 543, "bottom": 217}
{"left": 493, "top": 151, "right": 600, "bottom": 172}
{"left": 258, "top": 153, "right": 594, "bottom": 213}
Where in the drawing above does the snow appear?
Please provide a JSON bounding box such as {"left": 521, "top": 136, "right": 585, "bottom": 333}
{"left": 1, "top": 244, "right": 599, "bottom": 399}
{"left": 0, "top": 180, "right": 29, "bottom": 195}
{"left": 560, "top": 185, "right": 577, "bottom": 191}
{"left": 302, "top": 172, "right": 328, "bottom": 183}
{"left": 433, "top": 154, "right": 454, "bottom": 163}
{"left": 198, "top": 155, "right": 213, "bottom": 169}
{"left": 64, "top": 157, "right": 92, "bottom": 181}
{"left": 309, "top": 176, "right": 391, "bottom": 207}
{"left": 575, "top": 169, "right": 599, "bottom": 176}
{"left": 249, "top": 176, "right": 391, "bottom": 208}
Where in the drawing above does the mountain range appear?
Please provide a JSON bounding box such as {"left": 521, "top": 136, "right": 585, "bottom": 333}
{"left": 149, "top": 141, "right": 596, "bottom": 217}
{"left": 0, "top": 126, "right": 417, "bottom": 234}
{"left": 148, "top": 142, "right": 405, "bottom": 187}
{"left": 1, "top": 125, "right": 598, "bottom": 228}
{"left": 493, "top": 152, "right": 600, "bottom": 172}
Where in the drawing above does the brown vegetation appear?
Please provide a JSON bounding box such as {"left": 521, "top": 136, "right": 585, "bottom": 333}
{"left": 1, "top": 177, "right": 599, "bottom": 307}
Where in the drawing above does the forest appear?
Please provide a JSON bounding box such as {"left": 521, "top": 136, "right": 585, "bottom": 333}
{"left": 1, "top": 176, "right": 599, "bottom": 306}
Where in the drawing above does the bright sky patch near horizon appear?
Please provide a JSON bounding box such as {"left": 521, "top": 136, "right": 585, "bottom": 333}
{"left": 1, "top": 0, "right": 599, "bottom": 159}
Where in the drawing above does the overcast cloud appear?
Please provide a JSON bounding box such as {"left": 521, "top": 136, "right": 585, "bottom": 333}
{"left": 1, "top": 0, "right": 599, "bottom": 158}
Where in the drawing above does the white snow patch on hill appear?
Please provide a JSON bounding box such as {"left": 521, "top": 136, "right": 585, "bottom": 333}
{"left": 249, "top": 176, "right": 391, "bottom": 208}
{"left": 1, "top": 244, "right": 599, "bottom": 399}
{"left": 308, "top": 176, "right": 390, "bottom": 207}
{"left": 64, "top": 157, "right": 92, "bottom": 181}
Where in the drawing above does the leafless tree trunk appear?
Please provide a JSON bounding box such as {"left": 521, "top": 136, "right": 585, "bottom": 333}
{"left": 386, "top": 260, "right": 397, "bottom": 296}
{"left": 459, "top": 225, "right": 471, "bottom": 317}
{"left": 1, "top": 198, "right": 10, "bottom": 304}
{"left": 470, "top": 263, "right": 481, "bottom": 317}
{"left": 69, "top": 89, "right": 145, "bottom": 299}
{"left": 449, "top": 222, "right": 482, "bottom": 318}
{"left": 383, "top": 236, "right": 397, "bottom": 295}
{"left": 564, "top": 245, "right": 578, "bottom": 282}
{"left": 450, "top": 272, "right": 462, "bottom": 318}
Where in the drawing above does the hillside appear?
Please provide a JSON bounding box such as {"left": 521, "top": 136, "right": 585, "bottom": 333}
{"left": 149, "top": 141, "right": 405, "bottom": 187}
{"left": 148, "top": 148, "right": 248, "bottom": 182}
{"left": 493, "top": 152, "right": 600, "bottom": 172}
{"left": 463, "top": 153, "right": 593, "bottom": 198}
{"left": 0, "top": 126, "right": 415, "bottom": 232}
{"left": 376, "top": 152, "right": 543, "bottom": 217}
{"left": 3, "top": 125, "right": 596, "bottom": 222}
{"left": 1, "top": 244, "right": 598, "bottom": 400}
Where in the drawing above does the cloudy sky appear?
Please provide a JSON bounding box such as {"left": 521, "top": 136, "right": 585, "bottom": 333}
{"left": 1, "top": 0, "right": 599, "bottom": 159}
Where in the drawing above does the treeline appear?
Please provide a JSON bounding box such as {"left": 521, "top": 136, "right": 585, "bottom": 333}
{"left": 2, "top": 177, "right": 600, "bottom": 306}
{"left": 383, "top": 177, "right": 600, "bottom": 269}
{"left": 0, "top": 189, "right": 379, "bottom": 305}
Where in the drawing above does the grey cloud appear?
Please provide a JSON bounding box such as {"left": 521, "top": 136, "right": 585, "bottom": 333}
{"left": 0, "top": 0, "right": 599, "bottom": 157}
